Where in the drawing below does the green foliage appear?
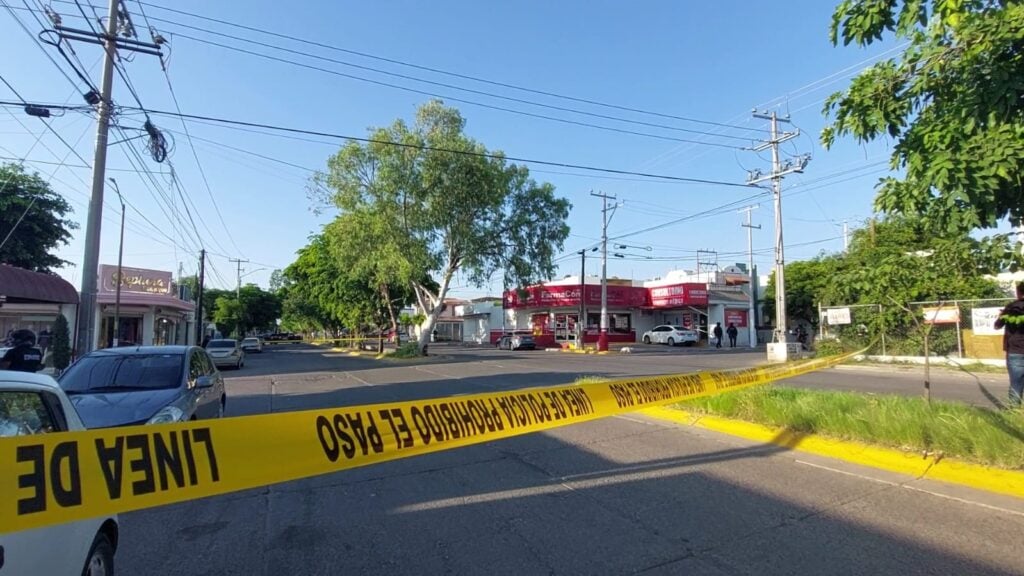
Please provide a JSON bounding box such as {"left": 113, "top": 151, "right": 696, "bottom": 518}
{"left": 212, "top": 296, "right": 243, "bottom": 337}
{"left": 677, "top": 386, "right": 1024, "bottom": 470}
{"left": 824, "top": 1, "right": 1024, "bottom": 244}
{"left": 315, "top": 101, "right": 571, "bottom": 352}
{"left": 813, "top": 338, "right": 845, "bottom": 357}
{"left": 763, "top": 257, "right": 841, "bottom": 327}
{"left": 51, "top": 314, "right": 71, "bottom": 371}
{"left": 386, "top": 343, "right": 423, "bottom": 359}
{"left": 0, "top": 163, "right": 78, "bottom": 273}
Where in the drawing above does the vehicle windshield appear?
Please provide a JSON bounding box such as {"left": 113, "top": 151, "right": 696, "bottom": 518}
{"left": 59, "top": 354, "right": 184, "bottom": 393}
{"left": 207, "top": 340, "right": 236, "bottom": 348}
{"left": 242, "top": 338, "right": 259, "bottom": 343}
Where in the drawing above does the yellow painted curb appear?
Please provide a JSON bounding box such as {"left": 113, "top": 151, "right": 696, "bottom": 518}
{"left": 639, "top": 406, "right": 1024, "bottom": 500}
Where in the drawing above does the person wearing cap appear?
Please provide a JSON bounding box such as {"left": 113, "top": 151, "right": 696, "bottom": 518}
{"left": 0, "top": 329, "right": 43, "bottom": 373}
{"left": 994, "top": 282, "right": 1024, "bottom": 408}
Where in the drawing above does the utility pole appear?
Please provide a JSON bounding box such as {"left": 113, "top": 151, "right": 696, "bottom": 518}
{"left": 843, "top": 220, "right": 850, "bottom": 252}
{"left": 591, "top": 191, "right": 620, "bottom": 352}
{"left": 195, "top": 249, "right": 206, "bottom": 345}
{"left": 696, "top": 249, "right": 718, "bottom": 283}
{"left": 62, "top": 0, "right": 164, "bottom": 355}
{"left": 230, "top": 258, "right": 249, "bottom": 337}
{"left": 109, "top": 178, "right": 125, "bottom": 348}
{"left": 578, "top": 249, "right": 586, "bottom": 349}
{"left": 748, "top": 110, "right": 810, "bottom": 360}
{"left": 740, "top": 205, "right": 761, "bottom": 349}
{"left": 230, "top": 258, "right": 249, "bottom": 299}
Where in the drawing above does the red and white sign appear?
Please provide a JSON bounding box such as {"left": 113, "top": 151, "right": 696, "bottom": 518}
{"left": 505, "top": 285, "right": 648, "bottom": 309}
{"left": 923, "top": 306, "right": 960, "bottom": 325}
{"left": 648, "top": 283, "right": 709, "bottom": 308}
{"left": 724, "top": 309, "right": 748, "bottom": 327}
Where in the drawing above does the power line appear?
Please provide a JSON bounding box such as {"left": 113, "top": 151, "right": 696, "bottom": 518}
{"left": 157, "top": 33, "right": 748, "bottom": 149}
{"left": 128, "top": 105, "right": 756, "bottom": 188}
{"left": 118, "top": 0, "right": 764, "bottom": 133}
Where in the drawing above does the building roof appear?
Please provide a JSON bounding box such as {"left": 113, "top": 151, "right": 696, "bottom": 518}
{"left": 0, "top": 264, "right": 79, "bottom": 304}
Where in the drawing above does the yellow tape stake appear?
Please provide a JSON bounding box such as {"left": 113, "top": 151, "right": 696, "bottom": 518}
{"left": 0, "top": 350, "right": 859, "bottom": 534}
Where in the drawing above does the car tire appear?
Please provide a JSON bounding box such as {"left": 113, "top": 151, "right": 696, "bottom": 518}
{"left": 667, "top": 337, "right": 675, "bottom": 347}
{"left": 82, "top": 531, "right": 115, "bottom": 576}
{"left": 643, "top": 336, "right": 651, "bottom": 344}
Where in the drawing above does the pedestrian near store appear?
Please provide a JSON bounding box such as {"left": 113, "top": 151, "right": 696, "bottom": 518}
{"left": 994, "top": 282, "right": 1024, "bottom": 408}
{"left": 0, "top": 329, "right": 43, "bottom": 373}
{"left": 713, "top": 322, "right": 723, "bottom": 349}
{"left": 726, "top": 323, "right": 738, "bottom": 348}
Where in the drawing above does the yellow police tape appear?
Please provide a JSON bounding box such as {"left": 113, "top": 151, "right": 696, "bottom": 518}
{"left": 0, "top": 350, "right": 859, "bottom": 534}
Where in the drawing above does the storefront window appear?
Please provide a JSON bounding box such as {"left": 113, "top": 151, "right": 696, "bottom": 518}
{"left": 584, "top": 313, "right": 632, "bottom": 333}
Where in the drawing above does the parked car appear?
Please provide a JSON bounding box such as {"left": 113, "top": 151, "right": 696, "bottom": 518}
{"left": 0, "top": 371, "right": 119, "bottom": 575}
{"left": 240, "top": 337, "right": 263, "bottom": 353}
{"left": 496, "top": 333, "right": 537, "bottom": 350}
{"left": 642, "top": 325, "right": 700, "bottom": 346}
{"left": 206, "top": 339, "right": 245, "bottom": 370}
{"left": 58, "top": 346, "right": 226, "bottom": 428}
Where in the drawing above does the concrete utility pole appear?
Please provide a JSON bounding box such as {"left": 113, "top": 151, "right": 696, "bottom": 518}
{"left": 230, "top": 258, "right": 249, "bottom": 337}
{"left": 110, "top": 178, "right": 125, "bottom": 348}
{"left": 63, "top": 0, "right": 164, "bottom": 355}
{"left": 843, "top": 220, "right": 850, "bottom": 252}
{"left": 577, "top": 249, "right": 586, "bottom": 348}
{"left": 196, "top": 249, "right": 206, "bottom": 344}
{"left": 740, "top": 205, "right": 760, "bottom": 349}
{"left": 591, "top": 192, "right": 619, "bottom": 352}
{"left": 748, "top": 110, "right": 810, "bottom": 360}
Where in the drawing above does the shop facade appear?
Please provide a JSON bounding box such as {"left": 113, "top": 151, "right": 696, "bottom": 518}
{"left": 93, "top": 265, "right": 195, "bottom": 350}
{"left": 503, "top": 278, "right": 710, "bottom": 347}
{"left": 0, "top": 264, "right": 78, "bottom": 350}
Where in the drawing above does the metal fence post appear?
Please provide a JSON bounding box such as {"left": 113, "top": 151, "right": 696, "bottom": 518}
{"left": 879, "top": 303, "right": 886, "bottom": 357}
{"left": 955, "top": 299, "right": 964, "bottom": 358}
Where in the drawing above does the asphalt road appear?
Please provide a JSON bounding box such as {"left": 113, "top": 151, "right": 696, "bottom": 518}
{"left": 116, "top": 344, "right": 1024, "bottom": 575}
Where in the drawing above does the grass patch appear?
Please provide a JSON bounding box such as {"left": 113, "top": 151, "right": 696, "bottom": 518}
{"left": 382, "top": 343, "right": 423, "bottom": 359}
{"left": 674, "top": 387, "right": 1024, "bottom": 470}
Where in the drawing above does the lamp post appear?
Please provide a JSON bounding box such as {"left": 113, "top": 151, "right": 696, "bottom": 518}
{"left": 109, "top": 178, "right": 124, "bottom": 348}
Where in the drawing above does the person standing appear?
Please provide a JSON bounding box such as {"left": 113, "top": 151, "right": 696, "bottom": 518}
{"left": 995, "top": 282, "right": 1024, "bottom": 408}
{"left": 713, "top": 322, "right": 724, "bottom": 349}
{"left": 0, "top": 329, "right": 43, "bottom": 373}
{"left": 726, "top": 323, "right": 738, "bottom": 348}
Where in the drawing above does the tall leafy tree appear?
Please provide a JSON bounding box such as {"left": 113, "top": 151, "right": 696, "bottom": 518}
{"left": 0, "top": 163, "right": 78, "bottom": 273}
{"left": 823, "top": 0, "right": 1024, "bottom": 242}
{"left": 318, "top": 101, "right": 571, "bottom": 353}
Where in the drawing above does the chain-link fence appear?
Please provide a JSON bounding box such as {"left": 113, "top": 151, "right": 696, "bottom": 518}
{"left": 818, "top": 298, "right": 1013, "bottom": 359}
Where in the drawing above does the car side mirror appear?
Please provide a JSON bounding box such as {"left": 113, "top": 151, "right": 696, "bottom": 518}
{"left": 196, "top": 375, "right": 215, "bottom": 389}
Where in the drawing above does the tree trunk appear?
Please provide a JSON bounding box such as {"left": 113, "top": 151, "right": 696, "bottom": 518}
{"left": 415, "top": 265, "right": 456, "bottom": 356}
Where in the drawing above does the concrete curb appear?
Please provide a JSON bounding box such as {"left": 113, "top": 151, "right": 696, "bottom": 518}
{"left": 639, "top": 406, "right": 1024, "bottom": 500}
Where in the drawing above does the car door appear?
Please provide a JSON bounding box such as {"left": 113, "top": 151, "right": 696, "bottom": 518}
{"left": 0, "top": 389, "right": 97, "bottom": 576}
{"left": 653, "top": 326, "right": 668, "bottom": 344}
{"left": 198, "top": 350, "right": 223, "bottom": 419}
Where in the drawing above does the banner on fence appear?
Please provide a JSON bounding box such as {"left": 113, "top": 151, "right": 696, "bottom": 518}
{"left": 971, "top": 307, "right": 1004, "bottom": 336}
{"left": 826, "top": 308, "right": 852, "bottom": 325}
{"left": 923, "top": 306, "right": 960, "bottom": 325}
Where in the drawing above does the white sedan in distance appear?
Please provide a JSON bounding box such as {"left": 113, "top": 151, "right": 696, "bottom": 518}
{"left": 642, "top": 325, "right": 700, "bottom": 347}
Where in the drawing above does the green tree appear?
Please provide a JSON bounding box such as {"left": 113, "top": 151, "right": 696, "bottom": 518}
{"left": 823, "top": 0, "right": 1024, "bottom": 241}
{"left": 0, "top": 163, "right": 78, "bottom": 273}
{"left": 763, "top": 256, "right": 842, "bottom": 329}
{"left": 212, "top": 296, "right": 243, "bottom": 337}
{"left": 237, "top": 284, "right": 282, "bottom": 334}
{"left": 318, "top": 101, "right": 571, "bottom": 354}
{"left": 51, "top": 314, "right": 71, "bottom": 372}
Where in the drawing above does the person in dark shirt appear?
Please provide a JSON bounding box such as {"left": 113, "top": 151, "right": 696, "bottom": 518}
{"left": 0, "top": 329, "right": 43, "bottom": 373}
{"left": 726, "top": 323, "right": 739, "bottom": 348}
{"left": 713, "top": 322, "right": 723, "bottom": 349}
{"left": 994, "top": 282, "right": 1024, "bottom": 408}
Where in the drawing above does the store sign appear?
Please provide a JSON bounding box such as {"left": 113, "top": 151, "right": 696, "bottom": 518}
{"left": 971, "top": 307, "right": 1004, "bottom": 336}
{"left": 506, "top": 285, "right": 647, "bottom": 309}
{"left": 826, "top": 307, "right": 852, "bottom": 325}
{"left": 648, "top": 283, "right": 709, "bottom": 308}
{"left": 99, "top": 265, "right": 173, "bottom": 296}
{"left": 922, "top": 306, "right": 960, "bottom": 325}
{"left": 725, "top": 309, "right": 748, "bottom": 327}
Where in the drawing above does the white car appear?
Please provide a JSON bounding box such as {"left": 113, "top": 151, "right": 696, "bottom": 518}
{"left": 240, "top": 337, "right": 263, "bottom": 354}
{"left": 0, "top": 372, "right": 118, "bottom": 575}
{"left": 642, "top": 325, "right": 700, "bottom": 346}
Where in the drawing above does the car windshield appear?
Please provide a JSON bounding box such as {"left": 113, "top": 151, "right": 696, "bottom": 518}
{"left": 59, "top": 354, "right": 184, "bottom": 393}
{"left": 243, "top": 338, "right": 259, "bottom": 343}
{"left": 207, "top": 340, "right": 236, "bottom": 348}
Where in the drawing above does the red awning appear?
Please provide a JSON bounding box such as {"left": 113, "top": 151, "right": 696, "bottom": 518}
{"left": 0, "top": 264, "right": 79, "bottom": 304}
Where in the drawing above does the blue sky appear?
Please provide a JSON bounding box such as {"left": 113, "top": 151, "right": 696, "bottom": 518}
{"left": 1, "top": 0, "right": 907, "bottom": 297}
